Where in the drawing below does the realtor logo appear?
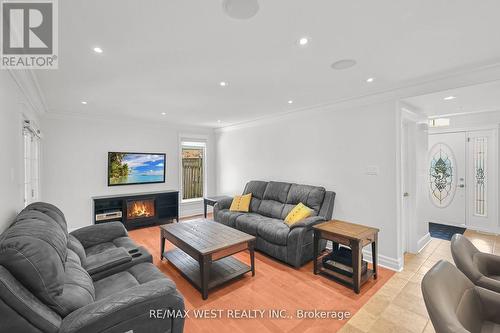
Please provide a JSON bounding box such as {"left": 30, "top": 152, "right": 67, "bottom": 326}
{"left": 1, "top": 0, "right": 58, "bottom": 69}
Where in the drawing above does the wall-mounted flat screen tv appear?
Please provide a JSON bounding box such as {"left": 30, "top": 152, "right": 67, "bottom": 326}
{"left": 108, "top": 152, "right": 166, "bottom": 186}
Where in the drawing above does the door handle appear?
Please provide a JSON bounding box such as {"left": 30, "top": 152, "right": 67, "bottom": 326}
{"left": 403, "top": 192, "right": 409, "bottom": 197}
{"left": 458, "top": 184, "right": 465, "bottom": 188}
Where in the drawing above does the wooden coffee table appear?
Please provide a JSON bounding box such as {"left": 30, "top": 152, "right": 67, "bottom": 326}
{"left": 160, "top": 219, "right": 256, "bottom": 299}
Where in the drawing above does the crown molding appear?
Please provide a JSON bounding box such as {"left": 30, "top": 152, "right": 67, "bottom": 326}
{"left": 8, "top": 69, "right": 47, "bottom": 114}
{"left": 215, "top": 62, "right": 500, "bottom": 134}
{"left": 43, "top": 110, "right": 215, "bottom": 133}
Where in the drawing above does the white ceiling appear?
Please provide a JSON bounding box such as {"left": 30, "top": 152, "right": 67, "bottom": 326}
{"left": 404, "top": 80, "right": 500, "bottom": 117}
{"left": 36, "top": 0, "right": 500, "bottom": 127}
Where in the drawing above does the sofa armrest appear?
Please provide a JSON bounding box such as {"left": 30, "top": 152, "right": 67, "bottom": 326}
{"left": 289, "top": 216, "right": 326, "bottom": 230}
{"left": 60, "top": 279, "right": 185, "bottom": 333}
{"left": 70, "top": 222, "right": 128, "bottom": 248}
{"left": 213, "top": 197, "right": 233, "bottom": 218}
{"left": 215, "top": 197, "right": 233, "bottom": 210}
{"left": 0, "top": 266, "right": 62, "bottom": 333}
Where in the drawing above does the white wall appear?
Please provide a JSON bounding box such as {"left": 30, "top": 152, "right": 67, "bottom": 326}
{"left": 41, "top": 115, "right": 215, "bottom": 230}
{"left": 215, "top": 101, "right": 402, "bottom": 270}
{"left": 0, "top": 72, "right": 39, "bottom": 232}
{"left": 436, "top": 110, "right": 500, "bottom": 130}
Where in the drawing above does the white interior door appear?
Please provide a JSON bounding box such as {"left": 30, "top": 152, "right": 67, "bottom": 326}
{"left": 467, "top": 129, "right": 498, "bottom": 232}
{"left": 427, "top": 132, "right": 466, "bottom": 226}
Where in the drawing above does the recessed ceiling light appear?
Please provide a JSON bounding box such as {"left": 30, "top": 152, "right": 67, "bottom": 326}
{"left": 366, "top": 77, "right": 375, "bottom": 83}
{"left": 161, "top": 112, "right": 166, "bottom": 116}
{"left": 219, "top": 81, "right": 227, "bottom": 87}
{"left": 217, "top": 120, "right": 221, "bottom": 123}
{"left": 298, "top": 37, "right": 309, "bottom": 46}
{"left": 443, "top": 96, "right": 456, "bottom": 101}
{"left": 81, "top": 101, "right": 87, "bottom": 105}
{"left": 223, "top": 0, "right": 259, "bottom": 20}
{"left": 331, "top": 59, "right": 357, "bottom": 70}
{"left": 287, "top": 100, "right": 294, "bottom": 104}
{"left": 93, "top": 47, "right": 103, "bottom": 53}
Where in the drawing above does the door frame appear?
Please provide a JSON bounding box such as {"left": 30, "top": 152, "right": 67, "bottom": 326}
{"left": 428, "top": 124, "right": 500, "bottom": 234}
{"left": 397, "top": 104, "right": 427, "bottom": 263}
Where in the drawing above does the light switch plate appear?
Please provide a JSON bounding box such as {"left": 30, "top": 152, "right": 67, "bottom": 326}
{"left": 365, "top": 166, "right": 379, "bottom": 175}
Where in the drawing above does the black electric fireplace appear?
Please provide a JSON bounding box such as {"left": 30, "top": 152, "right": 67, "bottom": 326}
{"left": 93, "top": 191, "right": 179, "bottom": 230}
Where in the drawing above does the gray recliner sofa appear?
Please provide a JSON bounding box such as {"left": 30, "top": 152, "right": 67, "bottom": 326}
{"left": 21, "top": 202, "right": 153, "bottom": 281}
{"left": 0, "top": 202, "right": 185, "bottom": 333}
{"left": 214, "top": 181, "right": 335, "bottom": 267}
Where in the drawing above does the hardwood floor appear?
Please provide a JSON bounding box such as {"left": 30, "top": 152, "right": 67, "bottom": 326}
{"left": 128, "top": 216, "right": 394, "bottom": 333}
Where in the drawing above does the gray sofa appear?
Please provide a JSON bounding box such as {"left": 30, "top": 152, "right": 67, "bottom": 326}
{"left": 0, "top": 202, "right": 184, "bottom": 333}
{"left": 214, "top": 181, "right": 335, "bottom": 267}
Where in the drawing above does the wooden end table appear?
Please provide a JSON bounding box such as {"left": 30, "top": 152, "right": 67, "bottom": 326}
{"left": 203, "top": 195, "right": 232, "bottom": 218}
{"left": 160, "top": 219, "right": 255, "bottom": 300}
{"left": 313, "top": 220, "right": 379, "bottom": 294}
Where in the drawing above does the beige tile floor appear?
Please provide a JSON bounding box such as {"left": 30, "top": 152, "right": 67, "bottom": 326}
{"left": 339, "top": 229, "right": 500, "bottom": 333}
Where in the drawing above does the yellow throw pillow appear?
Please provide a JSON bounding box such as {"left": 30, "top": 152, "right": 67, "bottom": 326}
{"left": 229, "top": 193, "right": 252, "bottom": 212}
{"left": 285, "top": 203, "right": 313, "bottom": 226}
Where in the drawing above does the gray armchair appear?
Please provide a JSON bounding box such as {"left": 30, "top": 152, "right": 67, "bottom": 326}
{"left": 0, "top": 202, "right": 185, "bottom": 333}
{"left": 422, "top": 260, "right": 500, "bottom": 333}
{"left": 214, "top": 180, "right": 335, "bottom": 267}
{"left": 451, "top": 234, "right": 500, "bottom": 293}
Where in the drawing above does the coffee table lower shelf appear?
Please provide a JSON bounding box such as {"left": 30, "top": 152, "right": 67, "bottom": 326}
{"left": 164, "top": 248, "right": 252, "bottom": 292}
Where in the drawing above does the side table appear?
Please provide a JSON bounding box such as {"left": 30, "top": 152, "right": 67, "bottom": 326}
{"left": 203, "top": 195, "right": 232, "bottom": 218}
{"left": 313, "top": 220, "right": 379, "bottom": 294}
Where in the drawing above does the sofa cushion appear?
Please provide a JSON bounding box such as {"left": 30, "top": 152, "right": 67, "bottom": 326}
{"left": 285, "top": 184, "right": 326, "bottom": 215}
{"left": 235, "top": 213, "right": 271, "bottom": 236}
{"left": 257, "top": 220, "right": 290, "bottom": 246}
{"left": 67, "top": 234, "right": 87, "bottom": 266}
{"left": 0, "top": 217, "right": 67, "bottom": 309}
{"left": 85, "top": 242, "right": 116, "bottom": 256}
{"left": 248, "top": 198, "right": 262, "bottom": 212}
{"left": 257, "top": 200, "right": 285, "bottom": 219}
{"left": 216, "top": 209, "right": 245, "bottom": 228}
{"left": 243, "top": 180, "right": 268, "bottom": 199}
{"left": 112, "top": 236, "right": 138, "bottom": 251}
{"left": 94, "top": 262, "right": 174, "bottom": 300}
{"left": 23, "top": 202, "right": 68, "bottom": 237}
{"left": 85, "top": 247, "right": 132, "bottom": 276}
{"left": 262, "top": 181, "right": 291, "bottom": 203}
{"left": 53, "top": 261, "right": 95, "bottom": 316}
{"left": 67, "top": 249, "right": 82, "bottom": 265}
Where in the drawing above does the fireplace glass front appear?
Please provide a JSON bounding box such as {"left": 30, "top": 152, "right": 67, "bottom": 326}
{"left": 126, "top": 198, "right": 156, "bottom": 220}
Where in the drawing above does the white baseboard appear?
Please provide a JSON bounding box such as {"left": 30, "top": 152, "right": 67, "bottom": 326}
{"left": 416, "top": 233, "right": 432, "bottom": 253}
{"left": 361, "top": 249, "right": 403, "bottom": 272}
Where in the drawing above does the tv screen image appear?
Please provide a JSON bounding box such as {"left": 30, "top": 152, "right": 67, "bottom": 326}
{"left": 108, "top": 152, "right": 166, "bottom": 186}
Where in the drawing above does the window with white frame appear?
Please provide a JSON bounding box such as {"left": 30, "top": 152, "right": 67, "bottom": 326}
{"left": 23, "top": 121, "right": 41, "bottom": 206}
{"left": 181, "top": 140, "right": 206, "bottom": 201}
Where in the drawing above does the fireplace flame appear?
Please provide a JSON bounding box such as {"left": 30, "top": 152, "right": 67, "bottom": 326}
{"left": 130, "top": 201, "right": 153, "bottom": 218}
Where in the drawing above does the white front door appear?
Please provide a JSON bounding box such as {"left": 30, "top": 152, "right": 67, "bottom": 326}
{"left": 466, "top": 129, "right": 498, "bottom": 232}
{"left": 427, "top": 132, "right": 467, "bottom": 226}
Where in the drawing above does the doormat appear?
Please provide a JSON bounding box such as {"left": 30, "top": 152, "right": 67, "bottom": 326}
{"left": 429, "top": 222, "right": 466, "bottom": 241}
